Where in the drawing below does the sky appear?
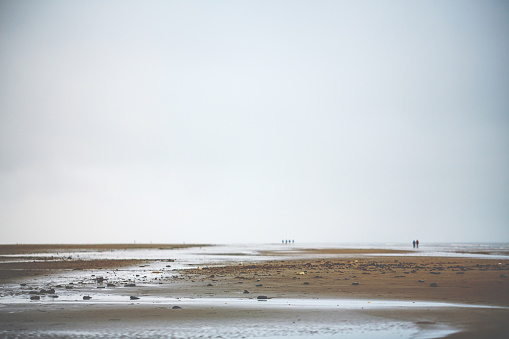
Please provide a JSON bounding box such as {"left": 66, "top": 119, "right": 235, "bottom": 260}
{"left": 0, "top": 0, "right": 508, "bottom": 244}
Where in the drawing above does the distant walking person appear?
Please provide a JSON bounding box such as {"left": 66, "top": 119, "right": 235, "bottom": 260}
{"left": 416, "top": 239, "right": 419, "bottom": 248}
{"left": 413, "top": 240, "right": 416, "bottom": 249}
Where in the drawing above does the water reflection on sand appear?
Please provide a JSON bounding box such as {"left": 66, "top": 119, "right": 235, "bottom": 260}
{"left": 1, "top": 243, "right": 509, "bottom": 338}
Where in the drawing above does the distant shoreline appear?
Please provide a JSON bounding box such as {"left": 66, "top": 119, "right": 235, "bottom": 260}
{"left": 0, "top": 243, "right": 211, "bottom": 255}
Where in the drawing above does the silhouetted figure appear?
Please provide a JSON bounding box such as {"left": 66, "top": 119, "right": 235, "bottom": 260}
{"left": 413, "top": 240, "right": 416, "bottom": 249}
{"left": 416, "top": 239, "right": 419, "bottom": 248}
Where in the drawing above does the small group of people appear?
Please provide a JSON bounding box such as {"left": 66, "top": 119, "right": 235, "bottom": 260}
{"left": 412, "top": 239, "right": 420, "bottom": 249}
{"left": 282, "top": 239, "right": 294, "bottom": 245}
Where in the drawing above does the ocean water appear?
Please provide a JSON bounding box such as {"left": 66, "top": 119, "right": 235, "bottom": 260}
{"left": 2, "top": 242, "right": 508, "bottom": 268}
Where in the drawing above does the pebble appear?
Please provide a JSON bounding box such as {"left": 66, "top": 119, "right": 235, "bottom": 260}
{"left": 243, "top": 290, "right": 249, "bottom": 294}
{"left": 30, "top": 296, "right": 40, "bottom": 300}
{"left": 83, "top": 296, "right": 92, "bottom": 300}
{"left": 418, "top": 280, "right": 425, "bottom": 283}
{"left": 130, "top": 296, "right": 140, "bottom": 300}
{"left": 257, "top": 295, "right": 268, "bottom": 300}
{"left": 352, "top": 282, "right": 359, "bottom": 286}
{"left": 303, "top": 282, "right": 310, "bottom": 285}
{"left": 172, "top": 306, "right": 182, "bottom": 309}
{"left": 207, "top": 283, "right": 213, "bottom": 286}
{"left": 256, "top": 284, "right": 263, "bottom": 287}
{"left": 430, "top": 282, "right": 438, "bottom": 287}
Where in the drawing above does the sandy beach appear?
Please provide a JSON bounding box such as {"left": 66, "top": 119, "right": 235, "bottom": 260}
{"left": 1, "top": 244, "right": 508, "bottom": 338}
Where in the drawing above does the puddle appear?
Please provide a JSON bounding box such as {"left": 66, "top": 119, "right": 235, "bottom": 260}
{"left": 2, "top": 293, "right": 505, "bottom": 310}
{"left": 0, "top": 327, "right": 456, "bottom": 339}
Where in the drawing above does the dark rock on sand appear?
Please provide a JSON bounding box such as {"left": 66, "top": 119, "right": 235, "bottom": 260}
{"left": 352, "top": 282, "right": 360, "bottom": 285}
{"left": 207, "top": 283, "right": 213, "bottom": 286}
{"left": 124, "top": 283, "right": 136, "bottom": 287}
{"left": 430, "top": 282, "right": 438, "bottom": 287}
{"left": 243, "top": 290, "right": 250, "bottom": 294}
{"left": 303, "top": 282, "right": 310, "bottom": 285}
{"left": 83, "top": 296, "right": 92, "bottom": 300}
{"left": 30, "top": 295, "right": 40, "bottom": 300}
{"left": 107, "top": 283, "right": 116, "bottom": 287}
{"left": 28, "top": 291, "right": 38, "bottom": 295}
{"left": 172, "top": 306, "right": 182, "bottom": 309}
{"left": 256, "top": 284, "right": 263, "bottom": 287}
{"left": 257, "top": 295, "right": 268, "bottom": 300}
{"left": 418, "top": 280, "right": 425, "bottom": 283}
{"left": 130, "top": 296, "right": 140, "bottom": 300}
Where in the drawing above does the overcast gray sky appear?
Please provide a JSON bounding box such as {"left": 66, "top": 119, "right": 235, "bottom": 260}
{"left": 1, "top": 0, "right": 508, "bottom": 244}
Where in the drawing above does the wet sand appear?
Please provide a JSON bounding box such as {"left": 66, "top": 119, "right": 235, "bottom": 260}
{"left": 1, "top": 244, "right": 508, "bottom": 338}
{"left": 179, "top": 256, "right": 509, "bottom": 306}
